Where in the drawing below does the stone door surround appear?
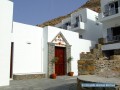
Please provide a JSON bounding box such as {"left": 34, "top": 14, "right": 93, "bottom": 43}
{"left": 48, "top": 32, "right": 71, "bottom": 76}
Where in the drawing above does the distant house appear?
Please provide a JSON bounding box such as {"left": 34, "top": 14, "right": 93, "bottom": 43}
{"left": 99, "top": 0, "right": 120, "bottom": 58}
{"left": 55, "top": 8, "right": 103, "bottom": 42}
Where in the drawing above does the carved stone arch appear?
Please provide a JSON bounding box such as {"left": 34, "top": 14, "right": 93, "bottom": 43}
{"left": 48, "top": 32, "right": 71, "bottom": 76}
{"left": 51, "top": 32, "right": 70, "bottom": 47}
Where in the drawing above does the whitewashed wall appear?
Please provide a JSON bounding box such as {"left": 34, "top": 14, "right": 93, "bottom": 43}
{"left": 71, "top": 8, "right": 87, "bottom": 23}
{"left": 13, "top": 22, "right": 44, "bottom": 74}
{"left": 102, "top": 18, "right": 120, "bottom": 40}
{"left": 55, "top": 8, "right": 103, "bottom": 43}
{"left": 85, "top": 9, "right": 103, "bottom": 42}
{"left": 42, "top": 27, "right": 48, "bottom": 76}
{"left": 102, "top": 42, "right": 120, "bottom": 50}
{"left": 44, "top": 26, "right": 95, "bottom": 76}
{"left": 101, "top": 17, "right": 120, "bottom": 50}
{"left": 0, "top": 0, "right": 13, "bottom": 86}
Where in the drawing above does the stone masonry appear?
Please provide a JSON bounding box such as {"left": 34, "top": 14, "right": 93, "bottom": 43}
{"left": 78, "top": 44, "right": 120, "bottom": 77}
{"left": 48, "top": 43, "right": 55, "bottom": 76}
{"left": 78, "top": 44, "right": 104, "bottom": 75}
{"left": 77, "top": 43, "right": 120, "bottom": 90}
{"left": 48, "top": 43, "right": 71, "bottom": 77}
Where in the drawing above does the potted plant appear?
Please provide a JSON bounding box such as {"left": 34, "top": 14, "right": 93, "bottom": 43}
{"left": 50, "top": 73, "right": 56, "bottom": 79}
{"left": 50, "top": 57, "right": 59, "bottom": 79}
{"left": 67, "top": 56, "right": 74, "bottom": 76}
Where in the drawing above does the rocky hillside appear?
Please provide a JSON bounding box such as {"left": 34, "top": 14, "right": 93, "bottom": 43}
{"left": 37, "top": 0, "right": 100, "bottom": 27}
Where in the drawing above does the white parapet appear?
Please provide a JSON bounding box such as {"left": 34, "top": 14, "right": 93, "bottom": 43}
{"left": 79, "top": 22, "right": 85, "bottom": 30}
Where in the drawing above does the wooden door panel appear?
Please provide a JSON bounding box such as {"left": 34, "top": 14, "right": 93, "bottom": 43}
{"left": 55, "top": 47, "right": 65, "bottom": 75}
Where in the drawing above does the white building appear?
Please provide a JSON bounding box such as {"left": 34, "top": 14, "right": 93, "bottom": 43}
{"left": 0, "top": 0, "right": 13, "bottom": 86}
{"left": 99, "top": 0, "right": 120, "bottom": 57}
{"left": 55, "top": 8, "right": 103, "bottom": 42}
{"left": 0, "top": 0, "right": 101, "bottom": 86}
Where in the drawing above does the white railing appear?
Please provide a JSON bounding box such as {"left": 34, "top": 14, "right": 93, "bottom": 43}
{"left": 67, "top": 26, "right": 71, "bottom": 30}
{"left": 71, "top": 22, "right": 85, "bottom": 30}
{"left": 104, "top": 8, "right": 119, "bottom": 17}
{"left": 99, "top": 7, "right": 120, "bottom": 20}
{"left": 62, "top": 22, "right": 85, "bottom": 30}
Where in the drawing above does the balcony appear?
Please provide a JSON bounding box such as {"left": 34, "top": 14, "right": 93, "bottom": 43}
{"left": 70, "top": 22, "right": 85, "bottom": 32}
{"left": 102, "top": 41, "right": 120, "bottom": 50}
{"left": 67, "top": 26, "right": 71, "bottom": 30}
{"left": 99, "top": 7, "right": 120, "bottom": 22}
{"left": 102, "top": 35, "right": 120, "bottom": 51}
{"left": 104, "top": 8, "right": 119, "bottom": 17}
{"left": 107, "top": 35, "right": 120, "bottom": 43}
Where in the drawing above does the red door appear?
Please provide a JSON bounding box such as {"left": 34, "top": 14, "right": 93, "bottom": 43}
{"left": 55, "top": 47, "right": 65, "bottom": 76}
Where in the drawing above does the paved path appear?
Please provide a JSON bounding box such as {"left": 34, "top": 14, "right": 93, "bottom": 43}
{"left": 0, "top": 76, "right": 77, "bottom": 90}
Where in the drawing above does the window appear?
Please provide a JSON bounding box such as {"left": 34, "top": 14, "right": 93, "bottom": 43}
{"left": 63, "top": 24, "right": 67, "bottom": 29}
{"left": 107, "top": 28, "right": 113, "bottom": 41}
{"left": 58, "top": 26, "right": 62, "bottom": 29}
{"left": 65, "top": 22, "right": 71, "bottom": 26}
{"left": 95, "top": 15, "right": 98, "bottom": 21}
{"left": 79, "top": 34, "right": 83, "bottom": 39}
{"left": 119, "top": 0, "right": 120, "bottom": 6}
{"left": 96, "top": 22, "right": 99, "bottom": 26}
{"left": 76, "top": 16, "right": 79, "bottom": 22}
{"left": 107, "top": 26, "right": 120, "bottom": 42}
{"left": 63, "top": 22, "right": 71, "bottom": 29}
{"left": 104, "top": 1, "right": 119, "bottom": 16}
{"left": 80, "top": 14, "right": 83, "bottom": 22}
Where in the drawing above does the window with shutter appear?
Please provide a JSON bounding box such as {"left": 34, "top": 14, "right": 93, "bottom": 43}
{"left": 104, "top": 4, "right": 109, "bottom": 16}
{"left": 107, "top": 28, "right": 113, "bottom": 41}
{"left": 118, "top": 0, "right": 120, "bottom": 6}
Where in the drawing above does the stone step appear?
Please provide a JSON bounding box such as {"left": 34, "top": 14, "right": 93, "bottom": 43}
{"left": 98, "top": 38, "right": 105, "bottom": 44}
{"left": 13, "top": 73, "right": 46, "bottom": 80}
{"left": 95, "top": 44, "right": 102, "bottom": 49}
{"left": 0, "top": 86, "right": 43, "bottom": 90}
{"left": 90, "top": 48, "right": 98, "bottom": 54}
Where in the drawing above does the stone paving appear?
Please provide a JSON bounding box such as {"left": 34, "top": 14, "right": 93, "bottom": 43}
{"left": 0, "top": 76, "right": 77, "bottom": 90}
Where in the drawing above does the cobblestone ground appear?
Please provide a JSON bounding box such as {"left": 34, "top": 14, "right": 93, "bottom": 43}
{"left": 0, "top": 76, "right": 77, "bottom": 90}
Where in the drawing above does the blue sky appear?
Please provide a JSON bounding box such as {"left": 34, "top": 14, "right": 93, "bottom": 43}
{"left": 13, "top": 0, "right": 88, "bottom": 25}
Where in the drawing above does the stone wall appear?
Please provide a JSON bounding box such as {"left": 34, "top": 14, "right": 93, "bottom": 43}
{"left": 95, "top": 60, "right": 120, "bottom": 77}
{"left": 114, "top": 49, "right": 120, "bottom": 55}
{"left": 13, "top": 73, "right": 45, "bottom": 80}
{"left": 78, "top": 44, "right": 120, "bottom": 77}
{"left": 98, "top": 38, "right": 106, "bottom": 45}
{"left": 78, "top": 60, "right": 95, "bottom": 75}
{"left": 80, "top": 44, "right": 103, "bottom": 60}
{"left": 77, "top": 43, "right": 120, "bottom": 90}
{"left": 78, "top": 59, "right": 120, "bottom": 76}
{"left": 66, "top": 45, "right": 71, "bottom": 73}
{"left": 78, "top": 44, "right": 103, "bottom": 75}
{"left": 48, "top": 43, "right": 55, "bottom": 76}
{"left": 95, "top": 55, "right": 120, "bottom": 77}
